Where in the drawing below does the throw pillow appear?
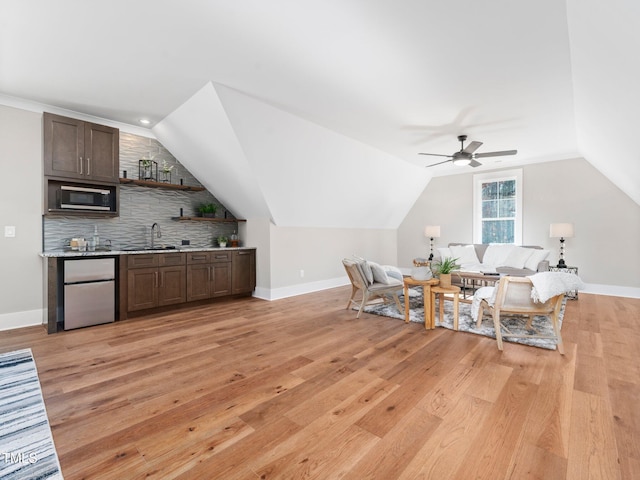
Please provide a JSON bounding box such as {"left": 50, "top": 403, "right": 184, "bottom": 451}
{"left": 482, "top": 244, "right": 515, "bottom": 267}
{"left": 504, "top": 246, "right": 535, "bottom": 269}
{"left": 352, "top": 256, "right": 374, "bottom": 284}
{"left": 382, "top": 265, "right": 403, "bottom": 283}
{"left": 369, "top": 261, "right": 394, "bottom": 285}
{"left": 449, "top": 244, "right": 480, "bottom": 266}
{"left": 524, "top": 249, "right": 550, "bottom": 271}
{"left": 437, "top": 247, "right": 452, "bottom": 260}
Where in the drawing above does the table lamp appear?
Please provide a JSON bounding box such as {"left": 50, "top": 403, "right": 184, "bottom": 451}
{"left": 424, "top": 225, "right": 441, "bottom": 261}
{"left": 550, "top": 223, "right": 574, "bottom": 268}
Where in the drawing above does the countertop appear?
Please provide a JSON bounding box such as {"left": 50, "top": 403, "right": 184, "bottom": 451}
{"left": 40, "top": 246, "right": 255, "bottom": 258}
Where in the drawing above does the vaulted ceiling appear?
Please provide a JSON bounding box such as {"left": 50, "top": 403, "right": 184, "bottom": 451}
{"left": 1, "top": 0, "right": 638, "bottom": 227}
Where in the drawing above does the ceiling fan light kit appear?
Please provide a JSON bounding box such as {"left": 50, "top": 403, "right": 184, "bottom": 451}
{"left": 420, "top": 134, "right": 517, "bottom": 168}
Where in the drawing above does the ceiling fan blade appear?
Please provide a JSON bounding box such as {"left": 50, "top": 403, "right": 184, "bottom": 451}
{"left": 425, "top": 159, "right": 453, "bottom": 168}
{"left": 418, "top": 153, "right": 453, "bottom": 158}
{"left": 469, "top": 159, "right": 482, "bottom": 168}
{"left": 474, "top": 149, "right": 518, "bottom": 158}
{"left": 462, "top": 141, "right": 483, "bottom": 154}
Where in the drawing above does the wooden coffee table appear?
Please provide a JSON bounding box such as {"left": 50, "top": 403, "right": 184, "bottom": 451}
{"left": 403, "top": 277, "right": 439, "bottom": 330}
{"left": 456, "top": 271, "right": 502, "bottom": 301}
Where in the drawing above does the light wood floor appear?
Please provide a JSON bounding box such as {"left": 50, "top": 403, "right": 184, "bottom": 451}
{"left": 1, "top": 287, "right": 638, "bottom": 479}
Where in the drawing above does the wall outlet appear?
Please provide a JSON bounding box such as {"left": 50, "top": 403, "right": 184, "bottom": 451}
{"left": 299, "top": 269, "right": 304, "bottom": 278}
{"left": 181, "top": 240, "right": 190, "bottom": 245}
{"left": 4, "top": 226, "right": 16, "bottom": 238}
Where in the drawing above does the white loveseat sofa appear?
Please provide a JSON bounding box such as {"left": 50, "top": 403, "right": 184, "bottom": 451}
{"left": 436, "top": 243, "right": 551, "bottom": 284}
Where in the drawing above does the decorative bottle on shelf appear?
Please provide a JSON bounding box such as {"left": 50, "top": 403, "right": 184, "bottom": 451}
{"left": 92, "top": 225, "right": 100, "bottom": 249}
{"left": 230, "top": 231, "right": 239, "bottom": 247}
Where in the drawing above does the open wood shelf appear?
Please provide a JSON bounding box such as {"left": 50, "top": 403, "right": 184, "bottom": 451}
{"left": 119, "top": 178, "right": 205, "bottom": 191}
{"left": 171, "top": 216, "right": 246, "bottom": 223}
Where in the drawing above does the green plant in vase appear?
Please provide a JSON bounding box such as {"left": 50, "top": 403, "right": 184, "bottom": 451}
{"left": 198, "top": 203, "right": 217, "bottom": 218}
{"left": 217, "top": 235, "right": 228, "bottom": 247}
{"left": 433, "top": 256, "right": 460, "bottom": 288}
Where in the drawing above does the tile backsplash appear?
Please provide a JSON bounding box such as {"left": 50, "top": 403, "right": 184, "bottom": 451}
{"left": 43, "top": 132, "right": 239, "bottom": 251}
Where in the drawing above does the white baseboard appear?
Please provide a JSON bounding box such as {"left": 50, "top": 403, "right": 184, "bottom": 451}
{"left": 581, "top": 283, "right": 640, "bottom": 299}
{"left": 0, "top": 309, "right": 45, "bottom": 332}
{"left": 253, "top": 276, "right": 350, "bottom": 301}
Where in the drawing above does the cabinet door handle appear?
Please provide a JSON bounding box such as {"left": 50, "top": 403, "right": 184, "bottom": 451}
{"left": 155, "top": 271, "right": 158, "bottom": 287}
{"left": 79, "top": 156, "right": 83, "bottom": 174}
{"left": 208, "top": 266, "right": 212, "bottom": 281}
{"left": 87, "top": 157, "right": 91, "bottom": 175}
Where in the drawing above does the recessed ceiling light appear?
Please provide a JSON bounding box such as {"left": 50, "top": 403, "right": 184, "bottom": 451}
{"left": 139, "top": 119, "right": 151, "bottom": 125}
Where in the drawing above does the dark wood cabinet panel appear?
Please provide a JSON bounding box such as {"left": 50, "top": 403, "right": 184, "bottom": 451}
{"left": 44, "top": 112, "right": 119, "bottom": 184}
{"left": 84, "top": 122, "right": 119, "bottom": 183}
{"left": 127, "top": 267, "right": 158, "bottom": 311}
{"left": 44, "top": 114, "right": 85, "bottom": 180}
{"left": 158, "top": 266, "right": 186, "bottom": 306}
{"left": 212, "top": 263, "right": 232, "bottom": 297}
{"left": 232, "top": 250, "right": 256, "bottom": 294}
{"left": 186, "top": 264, "right": 211, "bottom": 302}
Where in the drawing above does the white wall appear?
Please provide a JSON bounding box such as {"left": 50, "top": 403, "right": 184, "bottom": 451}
{"left": 0, "top": 105, "right": 45, "bottom": 329}
{"left": 256, "top": 224, "right": 397, "bottom": 300}
{"left": 398, "top": 157, "right": 640, "bottom": 297}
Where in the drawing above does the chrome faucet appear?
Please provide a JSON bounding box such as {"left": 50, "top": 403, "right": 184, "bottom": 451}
{"left": 151, "top": 223, "right": 161, "bottom": 249}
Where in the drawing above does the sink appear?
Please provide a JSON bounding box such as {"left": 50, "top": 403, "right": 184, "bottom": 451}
{"left": 120, "top": 246, "right": 177, "bottom": 251}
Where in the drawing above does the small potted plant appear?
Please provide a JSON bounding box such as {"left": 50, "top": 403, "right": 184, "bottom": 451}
{"left": 159, "top": 160, "right": 174, "bottom": 183}
{"left": 433, "top": 257, "right": 460, "bottom": 288}
{"left": 198, "top": 203, "right": 217, "bottom": 218}
{"left": 217, "top": 235, "right": 228, "bottom": 248}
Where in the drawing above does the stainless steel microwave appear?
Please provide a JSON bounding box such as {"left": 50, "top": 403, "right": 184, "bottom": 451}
{"left": 59, "top": 185, "right": 113, "bottom": 211}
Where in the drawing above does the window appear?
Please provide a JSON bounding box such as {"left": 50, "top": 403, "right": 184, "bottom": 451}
{"left": 473, "top": 169, "right": 522, "bottom": 244}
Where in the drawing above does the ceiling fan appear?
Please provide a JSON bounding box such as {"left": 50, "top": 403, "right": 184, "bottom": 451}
{"left": 419, "top": 135, "right": 517, "bottom": 168}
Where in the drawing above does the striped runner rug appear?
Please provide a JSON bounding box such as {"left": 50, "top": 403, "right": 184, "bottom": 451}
{"left": 0, "top": 349, "right": 63, "bottom": 479}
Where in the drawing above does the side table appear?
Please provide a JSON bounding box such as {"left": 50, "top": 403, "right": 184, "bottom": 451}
{"left": 431, "top": 285, "right": 461, "bottom": 330}
{"left": 403, "top": 277, "right": 439, "bottom": 330}
{"left": 547, "top": 265, "right": 579, "bottom": 299}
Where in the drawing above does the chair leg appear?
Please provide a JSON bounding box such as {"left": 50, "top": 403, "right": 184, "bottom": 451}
{"left": 493, "top": 311, "right": 504, "bottom": 351}
{"left": 357, "top": 290, "right": 370, "bottom": 318}
{"left": 476, "top": 300, "right": 486, "bottom": 327}
{"left": 391, "top": 292, "right": 403, "bottom": 315}
{"left": 346, "top": 285, "right": 359, "bottom": 310}
{"left": 551, "top": 314, "right": 565, "bottom": 355}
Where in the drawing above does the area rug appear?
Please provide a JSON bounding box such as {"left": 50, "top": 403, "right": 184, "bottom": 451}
{"left": 0, "top": 349, "right": 63, "bottom": 479}
{"left": 359, "top": 289, "right": 566, "bottom": 350}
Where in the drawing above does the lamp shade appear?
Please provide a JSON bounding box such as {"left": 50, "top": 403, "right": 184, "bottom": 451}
{"left": 424, "top": 225, "right": 441, "bottom": 238}
{"left": 550, "top": 223, "right": 574, "bottom": 238}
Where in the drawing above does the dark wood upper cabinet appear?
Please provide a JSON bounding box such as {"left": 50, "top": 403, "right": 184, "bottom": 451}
{"left": 44, "top": 112, "right": 119, "bottom": 184}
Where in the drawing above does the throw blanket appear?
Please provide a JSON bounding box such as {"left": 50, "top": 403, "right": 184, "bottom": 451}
{"left": 471, "top": 286, "right": 497, "bottom": 320}
{"left": 528, "top": 271, "right": 585, "bottom": 303}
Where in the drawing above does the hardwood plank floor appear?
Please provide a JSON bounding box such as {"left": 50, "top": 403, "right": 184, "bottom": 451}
{"left": 1, "top": 287, "right": 638, "bottom": 479}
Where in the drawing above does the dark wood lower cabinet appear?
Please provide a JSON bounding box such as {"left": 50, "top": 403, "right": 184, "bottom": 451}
{"left": 232, "top": 250, "right": 256, "bottom": 294}
{"left": 126, "top": 253, "right": 187, "bottom": 312}
{"left": 121, "top": 249, "right": 255, "bottom": 319}
{"left": 186, "top": 251, "right": 232, "bottom": 301}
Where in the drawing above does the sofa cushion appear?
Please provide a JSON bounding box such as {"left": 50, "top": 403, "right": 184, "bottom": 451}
{"left": 524, "top": 249, "right": 550, "bottom": 271}
{"left": 449, "top": 244, "right": 480, "bottom": 266}
{"left": 482, "top": 244, "right": 515, "bottom": 267}
{"left": 504, "top": 246, "right": 535, "bottom": 269}
{"left": 437, "top": 247, "right": 452, "bottom": 260}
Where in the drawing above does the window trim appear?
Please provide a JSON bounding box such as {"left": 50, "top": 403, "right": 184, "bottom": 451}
{"left": 473, "top": 168, "right": 523, "bottom": 245}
